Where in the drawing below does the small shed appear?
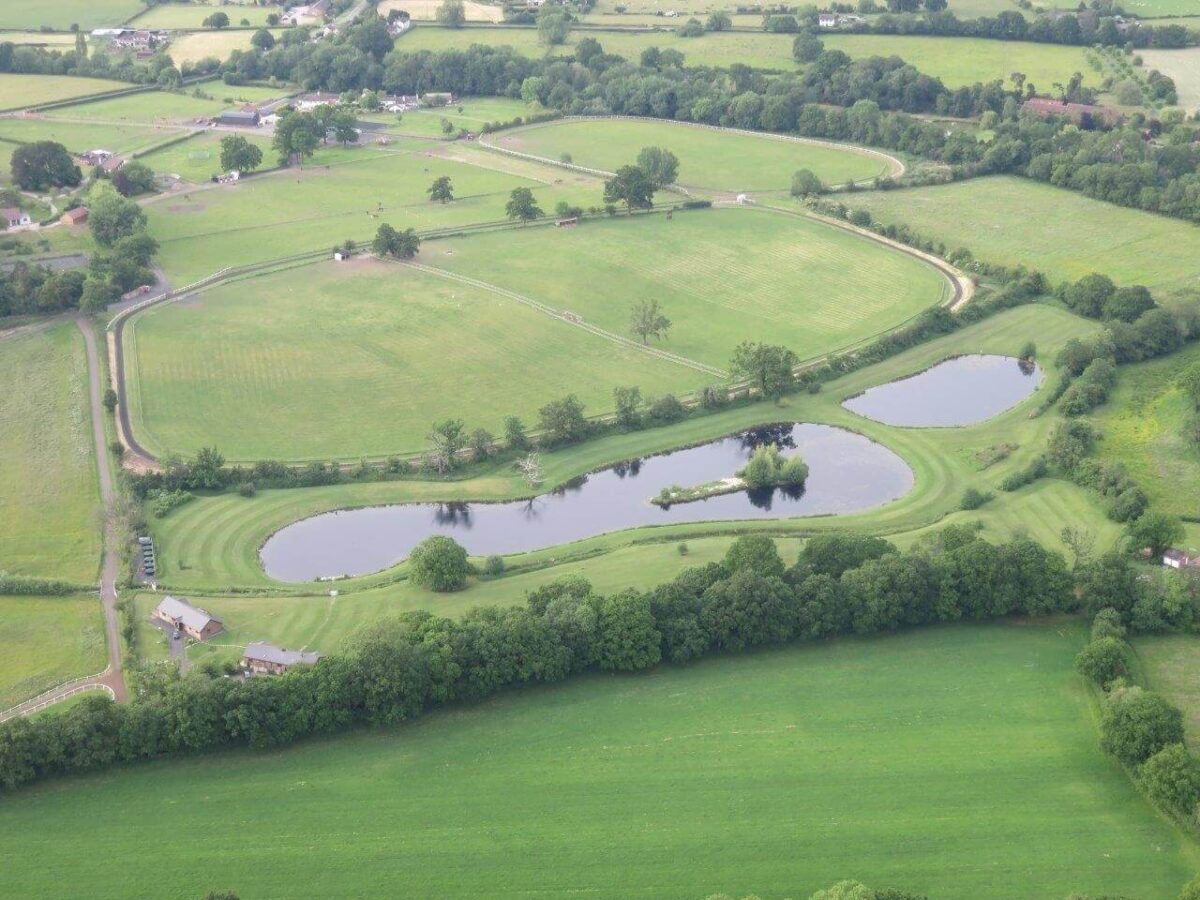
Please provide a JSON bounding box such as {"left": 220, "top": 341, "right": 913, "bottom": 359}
{"left": 60, "top": 206, "right": 89, "bottom": 226}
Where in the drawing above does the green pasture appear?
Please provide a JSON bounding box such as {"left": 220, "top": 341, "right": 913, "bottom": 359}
{"left": 5, "top": 623, "right": 1198, "bottom": 899}
{"left": 490, "top": 117, "right": 892, "bottom": 190}
{"left": 1122, "top": 0, "right": 1200, "bottom": 16}
{"left": 363, "top": 95, "right": 538, "bottom": 137}
{"left": 132, "top": 2, "right": 281, "bottom": 28}
{"left": 1137, "top": 634, "right": 1200, "bottom": 746}
{"left": 426, "top": 206, "right": 947, "bottom": 369}
{"left": 134, "top": 536, "right": 807, "bottom": 667}
{"left": 45, "top": 84, "right": 287, "bottom": 124}
{"left": 0, "top": 594, "right": 105, "bottom": 708}
{"left": 1092, "top": 341, "right": 1200, "bottom": 521}
{"left": 396, "top": 27, "right": 1094, "bottom": 88}
{"left": 848, "top": 176, "right": 1200, "bottom": 299}
{"left": 0, "top": 0, "right": 141, "bottom": 30}
{"left": 143, "top": 145, "right": 603, "bottom": 283}
{"left": 125, "top": 256, "right": 701, "bottom": 460}
{"left": 1140, "top": 48, "right": 1200, "bottom": 109}
{"left": 0, "top": 74, "right": 130, "bottom": 111}
{"left": 145, "top": 303, "right": 1101, "bottom": 591}
{"left": 167, "top": 28, "right": 288, "bottom": 65}
{"left": 137, "top": 129, "right": 273, "bottom": 182}
{"left": 0, "top": 118, "right": 175, "bottom": 156}
{"left": 0, "top": 31, "right": 79, "bottom": 47}
{"left": 0, "top": 324, "right": 99, "bottom": 583}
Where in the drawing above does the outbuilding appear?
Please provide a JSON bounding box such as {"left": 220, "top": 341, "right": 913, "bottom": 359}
{"left": 1, "top": 208, "right": 31, "bottom": 228}
{"left": 216, "top": 109, "right": 260, "bottom": 127}
{"left": 60, "top": 206, "right": 89, "bottom": 225}
{"left": 152, "top": 596, "right": 224, "bottom": 641}
{"left": 241, "top": 642, "right": 324, "bottom": 675}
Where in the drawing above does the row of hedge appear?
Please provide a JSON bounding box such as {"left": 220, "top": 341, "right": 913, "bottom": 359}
{"left": 0, "top": 529, "right": 1084, "bottom": 792}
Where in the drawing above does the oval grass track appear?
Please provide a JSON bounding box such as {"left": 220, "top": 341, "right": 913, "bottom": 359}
{"left": 148, "top": 304, "right": 1102, "bottom": 593}
{"left": 3, "top": 623, "right": 1198, "bottom": 899}
{"left": 489, "top": 116, "right": 896, "bottom": 192}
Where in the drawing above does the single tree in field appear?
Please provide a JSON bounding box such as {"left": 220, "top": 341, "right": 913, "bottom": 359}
{"left": 729, "top": 341, "right": 797, "bottom": 402}
{"left": 373, "top": 223, "right": 421, "bottom": 259}
{"left": 251, "top": 28, "right": 275, "bottom": 50}
{"left": 790, "top": 168, "right": 823, "bottom": 197}
{"left": 636, "top": 146, "right": 678, "bottom": 189}
{"left": 272, "top": 110, "right": 321, "bottom": 166}
{"left": 203, "top": 11, "right": 230, "bottom": 28}
{"left": 409, "top": 535, "right": 470, "bottom": 591}
{"left": 427, "top": 175, "right": 454, "bottom": 203}
{"left": 218, "top": 135, "right": 263, "bottom": 173}
{"left": 629, "top": 299, "right": 671, "bottom": 344}
{"left": 603, "top": 165, "right": 655, "bottom": 214}
{"left": 505, "top": 186, "right": 543, "bottom": 223}
{"left": 436, "top": 0, "right": 465, "bottom": 27}
{"left": 427, "top": 418, "right": 467, "bottom": 472}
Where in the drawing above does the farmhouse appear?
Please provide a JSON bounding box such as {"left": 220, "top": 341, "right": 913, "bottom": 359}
{"left": 1022, "top": 98, "right": 1120, "bottom": 127}
{"left": 295, "top": 91, "right": 340, "bottom": 110}
{"left": 216, "top": 109, "right": 261, "bottom": 127}
{"left": 241, "top": 642, "right": 324, "bottom": 675}
{"left": 59, "top": 207, "right": 88, "bottom": 225}
{"left": 1, "top": 208, "right": 31, "bottom": 228}
{"left": 152, "top": 596, "right": 224, "bottom": 641}
{"left": 1164, "top": 549, "right": 1200, "bottom": 569}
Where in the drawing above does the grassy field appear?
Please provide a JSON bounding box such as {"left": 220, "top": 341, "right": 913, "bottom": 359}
{"left": 0, "top": 31, "right": 80, "bottom": 47}
{"left": 143, "top": 303, "right": 1102, "bottom": 590}
{"left": 1138, "top": 633, "right": 1200, "bottom": 745}
{"left": 424, "top": 206, "right": 948, "bottom": 369}
{"left": 490, "top": 117, "right": 892, "bottom": 191}
{"left": 1141, "top": 47, "right": 1200, "bottom": 110}
{"left": 378, "top": 0, "right": 503, "bottom": 21}
{"left": 0, "top": 0, "right": 141, "bottom": 30}
{"left": 0, "top": 74, "right": 131, "bottom": 111}
{"left": 4, "top": 623, "right": 1198, "bottom": 899}
{"left": 1123, "top": 0, "right": 1200, "bottom": 16}
{"left": 847, "top": 176, "right": 1200, "bottom": 298}
{"left": 45, "top": 84, "right": 287, "bottom": 123}
{"left": 363, "top": 95, "right": 538, "bottom": 137}
{"left": 0, "top": 117, "right": 178, "bottom": 156}
{"left": 0, "top": 324, "right": 99, "bottom": 582}
{"left": 143, "top": 142, "right": 605, "bottom": 283}
{"left": 125, "top": 255, "right": 703, "bottom": 460}
{"left": 167, "top": 28, "right": 287, "bottom": 65}
{"left": 137, "top": 129, "right": 274, "bottom": 182}
{"left": 0, "top": 594, "right": 105, "bottom": 708}
{"left": 131, "top": 2, "right": 281, "bottom": 28}
{"left": 395, "top": 27, "right": 1094, "bottom": 88}
{"left": 1092, "top": 341, "right": 1200, "bottom": 522}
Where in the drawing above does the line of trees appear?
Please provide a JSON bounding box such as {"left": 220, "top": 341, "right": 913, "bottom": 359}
{"left": 0, "top": 529, "right": 1098, "bottom": 792}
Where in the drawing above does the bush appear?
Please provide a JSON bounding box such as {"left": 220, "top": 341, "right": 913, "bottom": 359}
{"left": 236, "top": 482, "right": 257, "bottom": 498}
{"left": 959, "top": 487, "right": 993, "bottom": 510}
{"left": 1140, "top": 743, "right": 1200, "bottom": 815}
{"left": 1074, "top": 637, "right": 1129, "bottom": 688}
{"left": 648, "top": 393, "right": 686, "bottom": 423}
{"left": 1091, "top": 608, "right": 1126, "bottom": 641}
{"left": 409, "top": 535, "right": 471, "bottom": 592}
{"left": 483, "top": 555, "right": 505, "bottom": 576}
{"left": 148, "top": 488, "right": 194, "bottom": 518}
{"left": 1100, "top": 686, "right": 1185, "bottom": 766}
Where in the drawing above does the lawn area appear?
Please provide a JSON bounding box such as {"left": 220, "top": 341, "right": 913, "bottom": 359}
{"left": 143, "top": 144, "right": 604, "bottom": 283}
{"left": 0, "top": 31, "right": 80, "bottom": 47}
{"left": 125, "top": 255, "right": 703, "bottom": 460}
{"left": 134, "top": 536, "right": 806, "bottom": 667}
{"left": 131, "top": 2, "right": 282, "bottom": 28}
{"left": 395, "top": 27, "right": 1095, "bottom": 88}
{"left": 0, "top": 118, "right": 176, "bottom": 156}
{"left": 167, "top": 28, "right": 287, "bottom": 65}
{"left": 0, "top": 0, "right": 141, "bottom": 30}
{"left": 137, "top": 129, "right": 274, "bottom": 182}
{"left": 144, "top": 303, "right": 1100, "bottom": 591}
{"left": 0, "top": 594, "right": 105, "bottom": 708}
{"left": 1137, "top": 632, "right": 1200, "bottom": 745}
{"left": 0, "top": 324, "right": 100, "bottom": 583}
{"left": 490, "top": 117, "right": 893, "bottom": 191}
{"left": 378, "top": 0, "right": 503, "bottom": 21}
{"left": 4, "top": 623, "right": 1198, "bottom": 899}
{"left": 1123, "top": 0, "right": 1200, "bottom": 16}
{"left": 0, "top": 74, "right": 131, "bottom": 111}
{"left": 1141, "top": 47, "right": 1200, "bottom": 110}
{"left": 45, "top": 84, "right": 288, "bottom": 123}
{"left": 424, "top": 206, "right": 950, "bottom": 369}
{"left": 1092, "top": 341, "right": 1200, "bottom": 521}
{"left": 847, "top": 176, "right": 1200, "bottom": 299}
{"left": 363, "top": 95, "right": 538, "bottom": 137}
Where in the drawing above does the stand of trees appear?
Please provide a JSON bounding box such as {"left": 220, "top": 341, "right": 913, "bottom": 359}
{"left": 0, "top": 530, "right": 1099, "bottom": 792}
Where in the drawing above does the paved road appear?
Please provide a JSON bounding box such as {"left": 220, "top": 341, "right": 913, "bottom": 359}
{"left": 76, "top": 317, "right": 128, "bottom": 703}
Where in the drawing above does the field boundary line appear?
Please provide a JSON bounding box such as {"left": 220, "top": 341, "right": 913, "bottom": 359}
{"left": 0, "top": 666, "right": 115, "bottom": 722}
{"left": 396, "top": 259, "right": 728, "bottom": 377}
{"left": 478, "top": 115, "right": 905, "bottom": 188}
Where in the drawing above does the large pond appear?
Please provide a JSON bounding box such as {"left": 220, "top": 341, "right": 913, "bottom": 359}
{"left": 842, "top": 354, "right": 1043, "bottom": 427}
{"left": 260, "top": 423, "right": 914, "bottom": 582}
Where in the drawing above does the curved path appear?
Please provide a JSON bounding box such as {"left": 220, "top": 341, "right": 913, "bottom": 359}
{"left": 479, "top": 115, "right": 907, "bottom": 192}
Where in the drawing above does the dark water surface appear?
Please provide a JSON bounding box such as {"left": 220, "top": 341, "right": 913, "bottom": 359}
{"left": 260, "top": 423, "right": 914, "bottom": 582}
{"left": 842, "top": 355, "right": 1043, "bottom": 427}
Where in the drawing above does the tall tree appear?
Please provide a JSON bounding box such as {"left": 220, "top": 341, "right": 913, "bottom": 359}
{"left": 629, "top": 299, "right": 671, "bottom": 344}
{"left": 427, "top": 175, "right": 454, "bottom": 203}
{"left": 635, "top": 147, "right": 679, "bottom": 189}
{"left": 218, "top": 135, "right": 263, "bottom": 173}
{"left": 729, "top": 341, "right": 797, "bottom": 401}
{"left": 603, "top": 165, "right": 655, "bottom": 214}
{"left": 505, "top": 187, "right": 543, "bottom": 223}
{"left": 11, "top": 141, "right": 81, "bottom": 191}
{"left": 436, "top": 0, "right": 465, "bottom": 27}
{"left": 427, "top": 418, "right": 467, "bottom": 472}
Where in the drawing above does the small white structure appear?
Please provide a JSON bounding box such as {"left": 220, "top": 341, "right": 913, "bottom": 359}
{"left": 736, "top": 193, "right": 750, "bottom": 205}
{"left": 818, "top": 13, "right": 838, "bottom": 27}
{"left": 2, "top": 207, "right": 31, "bottom": 228}
{"left": 1164, "top": 549, "right": 1200, "bottom": 569}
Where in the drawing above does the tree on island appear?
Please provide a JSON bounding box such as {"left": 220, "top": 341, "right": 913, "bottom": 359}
{"left": 219, "top": 135, "right": 263, "bottom": 173}
{"left": 427, "top": 175, "right": 454, "bottom": 203}
{"left": 730, "top": 341, "right": 798, "bottom": 401}
{"left": 505, "top": 186, "right": 542, "bottom": 223}
{"left": 738, "top": 443, "right": 808, "bottom": 489}
{"left": 409, "top": 535, "right": 471, "bottom": 592}
{"left": 629, "top": 298, "right": 671, "bottom": 343}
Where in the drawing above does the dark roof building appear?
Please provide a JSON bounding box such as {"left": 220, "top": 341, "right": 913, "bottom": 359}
{"left": 241, "top": 642, "right": 324, "bottom": 675}
{"left": 216, "top": 109, "right": 260, "bottom": 127}
{"left": 1022, "top": 97, "right": 1120, "bottom": 127}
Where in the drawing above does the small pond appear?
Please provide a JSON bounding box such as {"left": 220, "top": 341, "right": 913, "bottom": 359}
{"left": 260, "top": 423, "right": 914, "bottom": 582}
{"left": 842, "top": 354, "right": 1043, "bottom": 427}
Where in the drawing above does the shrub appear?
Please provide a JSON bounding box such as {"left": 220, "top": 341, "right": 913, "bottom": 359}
{"left": 648, "top": 393, "right": 686, "bottom": 423}
{"left": 483, "top": 555, "right": 505, "bottom": 576}
{"left": 1074, "top": 637, "right": 1129, "bottom": 688}
{"left": 1140, "top": 743, "right": 1200, "bottom": 815}
{"left": 148, "top": 488, "right": 194, "bottom": 518}
{"left": 1100, "top": 686, "right": 1185, "bottom": 766}
{"left": 409, "top": 535, "right": 470, "bottom": 591}
{"left": 959, "top": 487, "right": 993, "bottom": 510}
{"left": 236, "top": 482, "right": 257, "bottom": 498}
{"left": 1091, "top": 608, "right": 1126, "bottom": 641}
